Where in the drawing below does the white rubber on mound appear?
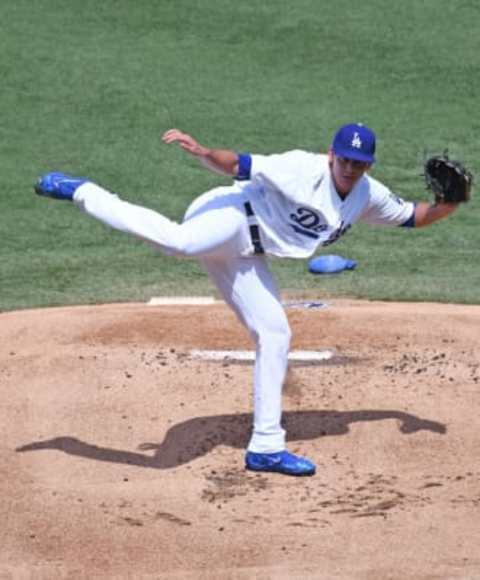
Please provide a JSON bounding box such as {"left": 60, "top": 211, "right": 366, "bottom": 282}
{"left": 147, "top": 296, "right": 217, "bottom": 305}
{"left": 190, "top": 349, "right": 335, "bottom": 362}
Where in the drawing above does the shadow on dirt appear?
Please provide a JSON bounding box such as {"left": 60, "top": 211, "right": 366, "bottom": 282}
{"left": 16, "top": 409, "right": 446, "bottom": 470}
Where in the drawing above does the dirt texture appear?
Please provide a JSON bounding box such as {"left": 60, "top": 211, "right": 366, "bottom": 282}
{"left": 1, "top": 299, "right": 480, "bottom": 579}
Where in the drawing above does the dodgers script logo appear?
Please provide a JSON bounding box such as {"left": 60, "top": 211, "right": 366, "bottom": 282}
{"left": 289, "top": 207, "right": 328, "bottom": 239}
{"left": 322, "top": 221, "right": 351, "bottom": 246}
{"left": 290, "top": 207, "right": 352, "bottom": 245}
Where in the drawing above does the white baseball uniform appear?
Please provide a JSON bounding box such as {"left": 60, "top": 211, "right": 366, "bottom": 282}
{"left": 73, "top": 150, "right": 414, "bottom": 454}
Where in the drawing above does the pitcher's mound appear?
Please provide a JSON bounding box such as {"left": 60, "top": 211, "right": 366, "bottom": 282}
{"left": 2, "top": 299, "right": 480, "bottom": 578}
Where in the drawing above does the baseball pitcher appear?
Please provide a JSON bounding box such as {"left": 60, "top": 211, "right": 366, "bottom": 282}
{"left": 34, "top": 123, "right": 471, "bottom": 476}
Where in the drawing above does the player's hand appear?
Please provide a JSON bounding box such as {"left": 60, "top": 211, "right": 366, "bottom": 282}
{"left": 163, "top": 128, "right": 238, "bottom": 176}
{"left": 162, "top": 128, "right": 209, "bottom": 157}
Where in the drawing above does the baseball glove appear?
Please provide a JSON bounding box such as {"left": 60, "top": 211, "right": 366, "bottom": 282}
{"left": 424, "top": 153, "right": 473, "bottom": 203}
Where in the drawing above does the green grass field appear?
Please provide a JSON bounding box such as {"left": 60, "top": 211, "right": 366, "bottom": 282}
{"left": 1, "top": 0, "right": 479, "bottom": 311}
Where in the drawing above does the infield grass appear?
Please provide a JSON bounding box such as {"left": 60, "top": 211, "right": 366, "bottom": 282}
{"left": 1, "top": 0, "right": 479, "bottom": 310}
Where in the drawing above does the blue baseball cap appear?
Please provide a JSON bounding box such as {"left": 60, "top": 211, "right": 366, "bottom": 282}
{"left": 332, "top": 123, "right": 376, "bottom": 163}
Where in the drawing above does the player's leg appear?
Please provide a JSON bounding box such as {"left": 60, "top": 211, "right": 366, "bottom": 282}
{"left": 35, "top": 174, "right": 252, "bottom": 259}
{"left": 75, "top": 183, "right": 253, "bottom": 258}
{"left": 201, "top": 255, "right": 316, "bottom": 476}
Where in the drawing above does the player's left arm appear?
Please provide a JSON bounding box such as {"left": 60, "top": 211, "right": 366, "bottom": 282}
{"left": 361, "top": 182, "right": 460, "bottom": 229}
{"left": 412, "top": 201, "right": 458, "bottom": 228}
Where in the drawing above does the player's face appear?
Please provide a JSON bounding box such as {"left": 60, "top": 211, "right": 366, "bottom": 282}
{"left": 328, "top": 151, "right": 371, "bottom": 197}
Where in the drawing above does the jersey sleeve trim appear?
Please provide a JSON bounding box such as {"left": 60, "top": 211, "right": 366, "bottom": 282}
{"left": 236, "top": 153, "right": 252, "bottom": 181}
{"left": 399, "top": 203, "right": 417, "bottom": 228}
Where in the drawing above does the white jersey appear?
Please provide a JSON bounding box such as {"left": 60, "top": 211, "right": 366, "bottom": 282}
{"left": 237, "top": 150, "right": 414, "bottom": 258}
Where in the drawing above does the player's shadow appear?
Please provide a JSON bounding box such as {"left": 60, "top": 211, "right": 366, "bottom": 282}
{"left": 16, "top": 409, "right": 446, "bottom": 470}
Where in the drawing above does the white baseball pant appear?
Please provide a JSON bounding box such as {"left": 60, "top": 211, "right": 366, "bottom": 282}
{"left": 73, "top": 183, "right": 290, "bottom": 453}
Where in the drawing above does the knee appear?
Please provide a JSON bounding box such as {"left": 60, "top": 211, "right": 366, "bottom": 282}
{"left": 254, "top": 321, "right": 291, "bottom": 354}
{"left": 166, "top": 229, "right": 198, "bottom": 257}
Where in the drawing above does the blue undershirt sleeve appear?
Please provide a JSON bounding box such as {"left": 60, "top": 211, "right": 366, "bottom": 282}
{"left": 235, "top": 153, "right": 252, "bottom": 181}
{"left": 400, "top": 203, "right": 417, "bottom": 228}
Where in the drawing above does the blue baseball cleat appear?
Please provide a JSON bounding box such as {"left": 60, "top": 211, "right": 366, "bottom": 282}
{"left": 245, "top": 450, "right": 316, "bottom": 476}
{"left": 34, "top": 172, "right": 89, "bottom": 201}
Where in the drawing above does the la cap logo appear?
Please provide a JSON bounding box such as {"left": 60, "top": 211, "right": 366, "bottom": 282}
{"left": 351, "top": 132, "right": 362, "bottom": 149}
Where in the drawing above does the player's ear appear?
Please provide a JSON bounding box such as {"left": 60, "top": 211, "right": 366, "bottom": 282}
{"left": 327, "top": 148, "right": 335, "bottom": 163}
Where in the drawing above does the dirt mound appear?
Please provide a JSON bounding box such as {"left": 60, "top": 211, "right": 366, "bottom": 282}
{"left": 1, "top": 299, "right": 479, "bottom": 578}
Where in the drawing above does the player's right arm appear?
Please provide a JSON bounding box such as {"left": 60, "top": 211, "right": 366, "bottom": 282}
{"left": 162, "top": 128, "right": 241, "bottom": 177}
